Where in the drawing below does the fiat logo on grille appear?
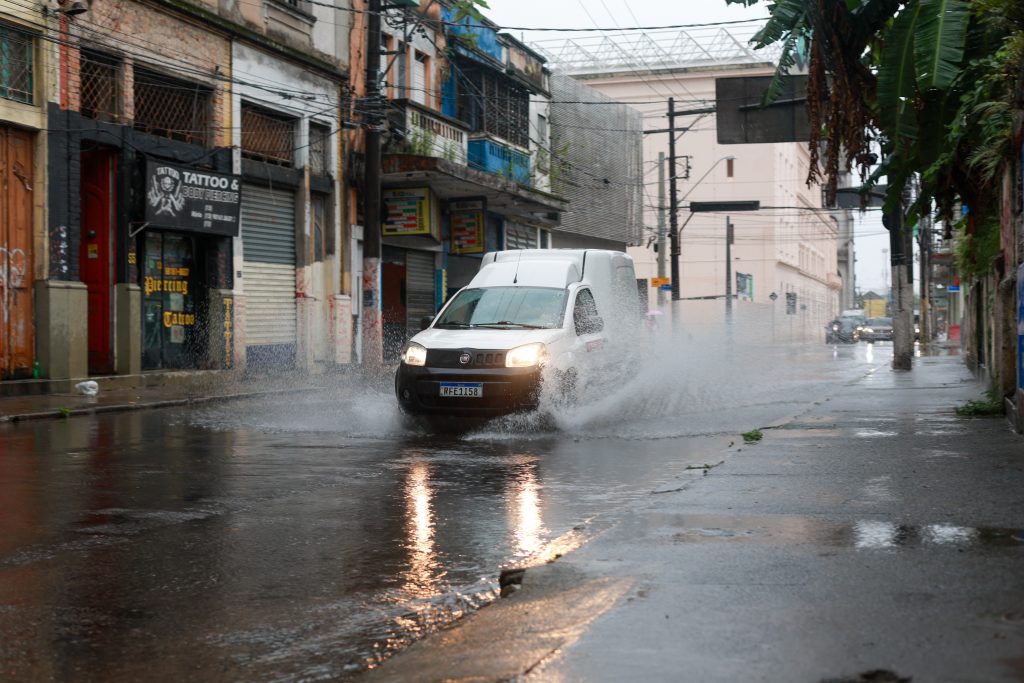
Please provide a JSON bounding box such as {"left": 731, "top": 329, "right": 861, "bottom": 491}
{"left": 459, "top": 353, "right": 472, "bottom": 365}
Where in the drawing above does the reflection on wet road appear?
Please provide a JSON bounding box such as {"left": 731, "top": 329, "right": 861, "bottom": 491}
{"left": 0, "top": 342, "right": 887, "bottom": 680}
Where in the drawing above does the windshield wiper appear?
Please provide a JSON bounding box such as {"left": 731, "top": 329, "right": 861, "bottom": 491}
{"left": 475, "top": 321, "right": 545, "bottom": 329}
{"left": 434, "top": 322, "right": 474, "bottom": 329}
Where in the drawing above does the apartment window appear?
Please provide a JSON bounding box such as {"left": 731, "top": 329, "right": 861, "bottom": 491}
{"left": 308, "top": 123, "right": 330, "bottom": 176}
{"left": 412, "top": 51, "right": 428, "bottom": 106}
{"left": 0, "top": 24, "right": 33, "bottom": 104}
{"left": 395, "top": 40, "right": 407, "bottom": 98}
{"left": 272, "top": 0, "right": 312, "bottom": 14}
{"left": 241, "top": 103, "right": 296, "bottom": 166}
{"left": 133, "top": 66, "right": 211, "bottom": 145}
{"left": 312, "top": 193, "right": 327, "bottom": 262}
{"left": 536, "top": 114, "right": 549, "bottom": 172}
{"left": 80, "top": 50, "right": 120, "bottom": 122}
{"left": 458, "top": 65, "right": 529, "bottom": 148}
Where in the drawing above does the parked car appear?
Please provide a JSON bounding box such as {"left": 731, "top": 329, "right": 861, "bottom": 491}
{"left": 395, "top": 249, "right": 641, "bottom": 420}
{"left": 860, "top": 317, "right": 893, "bottom": 343}
{"left": 825, "top": 318, "right": 860, "bottom": 344}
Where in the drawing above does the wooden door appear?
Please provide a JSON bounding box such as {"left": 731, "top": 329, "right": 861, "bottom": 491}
{"left": 0, "top": 126, "right": 34, "bottom": 380}
{"left": 80, "top": 149, "right": 116, "bottom": 375}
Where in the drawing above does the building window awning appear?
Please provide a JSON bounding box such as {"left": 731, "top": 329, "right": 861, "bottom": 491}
{"left": 382, "top": 154, "right": 565, "bottom": 227}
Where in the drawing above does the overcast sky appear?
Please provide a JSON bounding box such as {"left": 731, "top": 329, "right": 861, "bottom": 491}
{"left": 484, "top": 0, "right": 894, "bottom": 294}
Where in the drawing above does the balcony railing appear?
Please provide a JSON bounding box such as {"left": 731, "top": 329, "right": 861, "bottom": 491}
{"left": 468, "top": 137, "right": 530, "bottom": 185}
{"left": 400, "top": 102, "right": 468, "bottom": 164}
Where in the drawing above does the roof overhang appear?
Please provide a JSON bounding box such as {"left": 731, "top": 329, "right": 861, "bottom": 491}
{"left": 382, "top": 154, "right": 567, "bottom": 227}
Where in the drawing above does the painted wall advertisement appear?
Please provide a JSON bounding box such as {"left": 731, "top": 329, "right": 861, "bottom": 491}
{"left": 144, "top": 161, "right": 241, "bottom": 237}
{"left": 383, "top": 188, "right": 432, "bottom": 236}
{"left": 448, "top": 198, "right": 485, "bottom": 254}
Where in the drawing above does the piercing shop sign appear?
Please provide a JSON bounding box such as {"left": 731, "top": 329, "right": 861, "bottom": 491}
{"left": 145, "top": 161, "right": 242, "bottom": 237}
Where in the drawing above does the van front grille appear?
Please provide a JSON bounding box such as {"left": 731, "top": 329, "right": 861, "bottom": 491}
{"left": 427, "top": 349, "right": 507, "bottom": 368}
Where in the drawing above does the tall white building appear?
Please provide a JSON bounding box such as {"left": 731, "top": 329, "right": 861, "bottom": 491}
{"left": 534, "top": 27, "right": 842, "bottom": 341}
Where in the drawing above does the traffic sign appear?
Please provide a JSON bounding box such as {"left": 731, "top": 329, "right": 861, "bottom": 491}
{"left": 651, "top": 277, "right": 670, "bottom": 287}
{"left": 659, "top": 284, "right": 672, "bottom": 291}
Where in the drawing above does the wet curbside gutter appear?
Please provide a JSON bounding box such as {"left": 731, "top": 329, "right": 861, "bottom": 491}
{"left": 0, "top": 387, "right": 321, "bottom": 423}
{"left": 357, "top": 562, "right": 633, "bottom": 683}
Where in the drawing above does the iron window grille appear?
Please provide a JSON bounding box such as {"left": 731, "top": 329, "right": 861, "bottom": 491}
{"left": 133, "top": 66, "right": 212, "bottom": 145}
{"left": 80, "top": 50, "right": 120, "bottom": 122}
{"left": 457, "top": 66, "right": 529, "bottom": 149}
{"left": 0, "top": 24, "right": 33, "bottom": 104}
{"left": 241, "top": 104, "right": 295, "bottom": 166}
{"left": 308, "top": 123, "right": 330, "bottom": 176}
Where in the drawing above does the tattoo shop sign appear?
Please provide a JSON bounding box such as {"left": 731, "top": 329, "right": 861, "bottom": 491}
{"left": 145, "top": 161, "right": 241, "bottom": 237}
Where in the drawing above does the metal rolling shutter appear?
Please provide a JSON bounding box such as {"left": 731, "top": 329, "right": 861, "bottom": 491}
{"left": 405, "top": 250, "right": 435, "bottom": 336}
{"left": 242, "top": 185, "right": 296, "bottom": 347}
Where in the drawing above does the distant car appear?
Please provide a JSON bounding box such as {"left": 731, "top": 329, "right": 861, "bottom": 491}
{"left": 860, "top": 317, "right": 893, "bottom": 343}
{"left": 825, "top": 318, "right": 859, "bottom": 344}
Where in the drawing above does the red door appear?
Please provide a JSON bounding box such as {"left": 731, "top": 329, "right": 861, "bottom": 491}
{"left": 0, "top": 126, "right": 34, "bottom": 380}
{"left": 80, "top": 150, "right": 117, "bottom": 375}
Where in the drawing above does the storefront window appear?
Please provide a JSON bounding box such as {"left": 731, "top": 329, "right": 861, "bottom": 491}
{"left": 142, "top": 231, "right": 202, "bottom": 370}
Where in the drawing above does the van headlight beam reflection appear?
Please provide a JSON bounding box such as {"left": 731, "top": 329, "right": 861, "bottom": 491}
{"left": 401, "top": 342, "right": 427, "bottom": 366}
{"left": 506, "top": 342, "right": 548, "bottom": 368}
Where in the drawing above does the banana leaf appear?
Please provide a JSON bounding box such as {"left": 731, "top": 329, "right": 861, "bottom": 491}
{"left": 914, "top": 0, "right": 969, "bottom": 90}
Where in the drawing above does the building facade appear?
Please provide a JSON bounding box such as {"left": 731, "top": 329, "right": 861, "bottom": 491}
{"left": 1, "top": 0, "right": 351, "bottom": 386}
{"left": 534, "top": 28, "right": 843, "bottom": 341}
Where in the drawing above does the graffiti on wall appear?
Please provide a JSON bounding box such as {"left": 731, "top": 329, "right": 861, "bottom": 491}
{"left": 0, "top": 246, "right": 27, "bottom": 324}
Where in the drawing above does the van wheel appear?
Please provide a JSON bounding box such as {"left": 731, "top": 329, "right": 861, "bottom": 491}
{"left": 554, "top": 368, "right": 578, "bottom": 405}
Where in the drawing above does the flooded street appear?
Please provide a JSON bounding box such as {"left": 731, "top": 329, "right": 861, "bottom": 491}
{"left": 1, "top": 342, "right": 890, "bottom": 680}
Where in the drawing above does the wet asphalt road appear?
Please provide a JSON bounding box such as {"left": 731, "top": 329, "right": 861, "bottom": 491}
{"left": 1, "top": 341, "right": 894, "bottom": 681}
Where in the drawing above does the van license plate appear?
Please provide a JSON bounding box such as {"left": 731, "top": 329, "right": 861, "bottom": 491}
{"left": 440, "top": 382, "right": 483, "bottom": 398}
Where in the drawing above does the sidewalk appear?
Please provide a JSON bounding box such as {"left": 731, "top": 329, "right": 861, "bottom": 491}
{"left": 361, "top": 354, "right": 1024, "bottom": 682}
{"left": 0, "top": 371, "right": 328, "bottom": 422}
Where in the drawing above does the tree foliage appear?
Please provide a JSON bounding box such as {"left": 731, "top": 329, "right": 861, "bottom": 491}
{"left": 727, "top": 0, "right": 1023, "bottom": 257}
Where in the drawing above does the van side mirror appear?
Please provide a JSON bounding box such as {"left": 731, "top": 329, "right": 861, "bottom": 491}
{"left": 420, "top": 316, "right": 434, "bottom": 330}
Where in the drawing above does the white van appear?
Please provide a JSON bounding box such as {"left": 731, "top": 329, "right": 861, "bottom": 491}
{"left": 395, "top": 249, "right": 641, "bottom": 417}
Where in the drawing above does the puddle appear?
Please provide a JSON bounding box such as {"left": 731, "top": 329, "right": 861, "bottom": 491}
{"left": 659, "top": 514, "right": 1024, "bottom": 550}
{"left": 854, "top": 429, "right": 899, "bottom": 438}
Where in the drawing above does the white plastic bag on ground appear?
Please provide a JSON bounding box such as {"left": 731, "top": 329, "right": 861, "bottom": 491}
{"left": 75, "top": 381, "right": 99, "bottom": 397}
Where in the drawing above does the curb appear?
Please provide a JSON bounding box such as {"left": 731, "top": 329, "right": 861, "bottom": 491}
{"left": 0, "top": 387, "right": 320, "bottom": 423}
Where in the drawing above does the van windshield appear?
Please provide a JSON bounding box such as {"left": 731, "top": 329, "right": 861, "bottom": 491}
{"left": 434, "top": 287, "right": 567, "bottom": 329}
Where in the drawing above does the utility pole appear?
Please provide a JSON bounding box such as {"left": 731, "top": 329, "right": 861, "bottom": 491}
{"left": 668, "top": 98, "right": 680, "bottom": 303}
{"left": 725, "top": 217, "right": 733, "bottom": 322}
{"left": 362, "top": 0, "right": 384, "bottom": 365}
{"left": 657, "top": 152, "right": 667, "bottom": 306}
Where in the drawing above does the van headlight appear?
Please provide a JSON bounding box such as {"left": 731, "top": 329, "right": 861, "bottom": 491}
{"left": 506, "top": 342, "right": 548, "bottom": 368}
{"left": 401, "top": 342, "right": 427, "bottom": 366}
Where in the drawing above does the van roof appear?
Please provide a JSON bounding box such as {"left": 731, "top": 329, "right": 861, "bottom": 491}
{"left": 470, "top": 258, "right": 582, "bottom": 289}
{"left": 477, "top": 249, "right": 633, "bottom": 287}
